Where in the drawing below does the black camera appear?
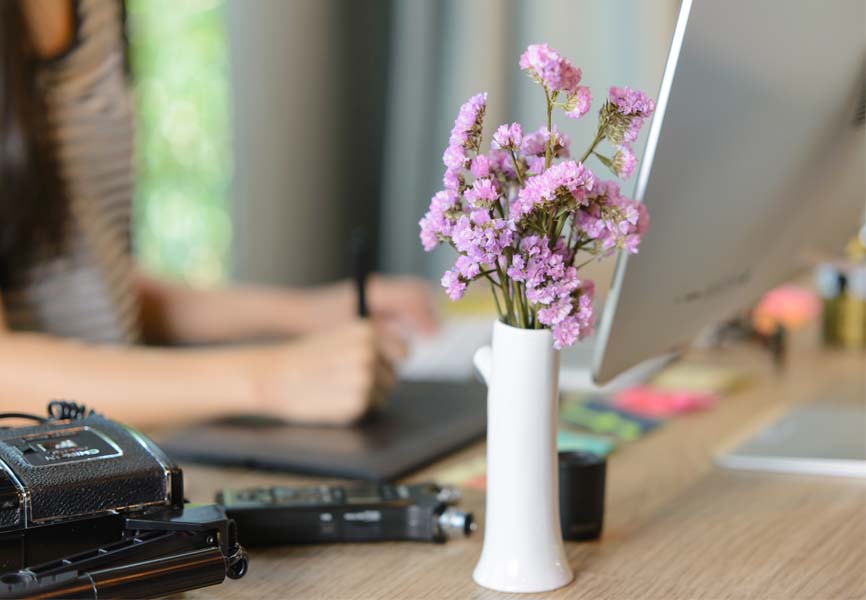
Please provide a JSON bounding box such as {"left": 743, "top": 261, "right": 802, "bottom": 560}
{"left": 0, "top": 403, "right": 247, "bottom": 599}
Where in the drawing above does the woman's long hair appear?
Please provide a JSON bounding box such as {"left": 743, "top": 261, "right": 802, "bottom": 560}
{"left": 0, "top": 1, "right": 69, "bottom": 287}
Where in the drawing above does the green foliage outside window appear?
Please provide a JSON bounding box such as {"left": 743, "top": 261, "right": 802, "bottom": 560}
{"left": 127, "top": 0, "right": 232, "bottom": 284}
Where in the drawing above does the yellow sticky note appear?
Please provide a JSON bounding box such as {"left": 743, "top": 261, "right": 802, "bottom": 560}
{"left": 651, "top": 363, "right": 749, "bottom": 395}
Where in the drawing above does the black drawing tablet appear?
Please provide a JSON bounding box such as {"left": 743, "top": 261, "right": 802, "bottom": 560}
{"left": 158, "top": 380, "right": 487, "bottom": 481}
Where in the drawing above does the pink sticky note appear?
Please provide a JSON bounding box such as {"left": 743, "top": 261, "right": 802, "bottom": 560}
{"left": 614, "top": 386, "right": 716, "bottom": 418}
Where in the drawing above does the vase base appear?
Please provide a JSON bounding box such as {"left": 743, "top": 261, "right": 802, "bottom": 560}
{"left": 472, "top": 562, "right": 574, "bottom": 594}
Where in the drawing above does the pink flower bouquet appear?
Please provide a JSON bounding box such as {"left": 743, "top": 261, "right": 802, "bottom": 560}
{"left": 419, "top": 44, "right": 656, "bottom": 349}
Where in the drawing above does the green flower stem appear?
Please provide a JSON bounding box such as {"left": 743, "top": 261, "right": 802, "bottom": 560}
{"left": 579, "top": 127, "right": 606, "bottom": 164}
{"left": 509, "top": 279, "right": 523, "bottom": 328}
{"left": 496, "top": 264, "right": 516, "bottom": 325}
{"left": 521, "top": 284, "right": 532, "bottom": 328}
{"left": 511, "top": 284, "right": 521, "bottom": 327}
{"left": 593, "top": 151, "right": 614, "bottom": 171}
{"left": 514, "top": 283, "right": 528, "bottom": 328}
{"left": 570, "top": 239, "right": 592, "bottom": 265}
{"left": 553, "top": 213, "right": 567, "bottom": 240}
{"left": 544, "top": 89, "right": 554, "bottom": 169}
{"left": 566, "top": 224, "right": 575, "bottom": 254}
{"left": 508, "top": 149, "right": 525, "bottom": 185}
{"left": 481, "top": 270, "right": 505, "bottom": 319}
{"left": 494, "top": 198, "right": 506, "bottom": 219}
{"left": 488, "top": 279, "right": 505, "bottom": 319}
{"left": 528, "top": 221, "right": 547, "bottom": 235}
{"left": 573, "top": 254, "right": 597, "bottom": 271}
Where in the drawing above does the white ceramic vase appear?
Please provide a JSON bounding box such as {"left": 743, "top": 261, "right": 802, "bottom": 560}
{"left": 472, "top": 320, "right": 573, "bottom": 593}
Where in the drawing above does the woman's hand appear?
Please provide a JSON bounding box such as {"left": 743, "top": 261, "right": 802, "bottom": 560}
{"left": 303, "top": 275, "right": 438, "bottom": 335}
{"left": 368, "top": 275, "right": 439, "bottom": 334}
{"left": 247, "top": 320, "right": 407, "bottom": 425}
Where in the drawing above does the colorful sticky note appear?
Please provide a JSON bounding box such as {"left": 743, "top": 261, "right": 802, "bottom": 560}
{"left": 614, "top": 385, "right": 715, "bottom": 418}
{"left": 556, "top": 428, "right": 616, "bottom": 456}
{"left": 560, "top": 398, "right": 662, "bottom": 442}
{"left": 650, "top": 363, "right": 749, "bottom": 395}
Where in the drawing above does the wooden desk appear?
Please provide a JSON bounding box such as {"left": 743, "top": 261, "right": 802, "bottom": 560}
{"left": 182, "top": 339, "right": 865, "bottom": 599}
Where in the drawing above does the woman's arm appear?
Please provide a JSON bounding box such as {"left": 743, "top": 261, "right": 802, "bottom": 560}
{"left": 135, "top": 270, "right": 437, "bottom": 346}
{"left": 0, "top": 330, "right": 254, "bottom": 426}
{"left": 135, "top": 271, "right": 315, "bottom": 345}
{"left": 0, "top": 294, "right": 400, "bottom": 427}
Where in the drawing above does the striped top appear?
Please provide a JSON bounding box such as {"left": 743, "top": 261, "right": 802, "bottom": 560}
{"left": 3, "top": 0, "right": 141, "bottom": 345}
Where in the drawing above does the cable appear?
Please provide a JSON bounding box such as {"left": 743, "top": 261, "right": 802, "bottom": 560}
{"left": 47, "top": 400, "right": 91, "bottom": 421}
{"left": 0, "top": 401, "right": 91, "bottom": 428}
{"left": 0, "top": 413, "right": 46, "bottom": 424}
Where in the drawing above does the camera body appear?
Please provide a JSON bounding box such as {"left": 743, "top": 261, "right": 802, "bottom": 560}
{"left": 0, "top": 412, "right": 183, "bottom": 570}
{"left": 0, "top": 410, "right": 246, "bottom": 599}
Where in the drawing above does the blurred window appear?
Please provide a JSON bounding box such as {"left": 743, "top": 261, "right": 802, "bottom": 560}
{"left": 127, "top": 0, "right": 232, "bottom": 284}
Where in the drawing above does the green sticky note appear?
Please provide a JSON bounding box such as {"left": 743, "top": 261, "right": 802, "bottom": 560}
{"left": 556, "top": 428, "right": 615, "bottom": 456}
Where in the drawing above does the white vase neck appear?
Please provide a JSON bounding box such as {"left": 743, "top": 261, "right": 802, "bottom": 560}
{"left": 493, "top": 320, "right": 553, "bottom": 340}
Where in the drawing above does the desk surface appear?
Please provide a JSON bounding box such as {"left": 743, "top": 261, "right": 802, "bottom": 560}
{"left": 181, "top": 337, "right": 865, "bottom": 600}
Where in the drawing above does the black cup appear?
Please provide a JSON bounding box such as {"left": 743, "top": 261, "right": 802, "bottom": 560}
{"left": 558, "top": 450, "right": 606, "bottom": 541}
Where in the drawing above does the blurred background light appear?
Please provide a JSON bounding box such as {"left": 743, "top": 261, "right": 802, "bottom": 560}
{"left": 127, "top": 0, "right": 232, "bottom": 285}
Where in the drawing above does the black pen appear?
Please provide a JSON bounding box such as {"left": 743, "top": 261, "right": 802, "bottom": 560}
{"left": 352, "top": 230, "right": 370, "bottom": 318}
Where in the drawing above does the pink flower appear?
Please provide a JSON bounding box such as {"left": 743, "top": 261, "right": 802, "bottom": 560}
{"left": 519, "top": 44, "right": 582, "bottom": 94}
{"left": 470, "top": 155, "right": 492, "bottom": 178}
{"left": 492, "top": 122, "right": 523, "bottom": 150}
{"left": 611, "top": 144, "right": 637, "bottom": 179}
{"left": 565, "top": 86, "right": 592, "bottom": 119}
{"left": 574, "top": 180, "right": 647, "bottom": 255}
{"left": 464, "top": 178, "right": 499, "bottom": 209}
{"left": 452, "top": 215, "right": 516, "bottom": 265}
{"left": 455, "top": 254, "right": 480, "bottom": 279}
{"left": 525, "top": 156, "right": 546, "bottom": 176}
{"left": 511, "top": 160, "right": 595, "bottom": 219}
{"left": 622, "top": 118, "right": 645, "bottom": 143}
{"left": 470, "top": 209, "right": 491, "bottom": 225}
{"left": 442, "top": 168, "right": 463, "bottom": 192}
{"left": 484, "top": 149, "right": 516, "bottom": 178}
{"left": 622, "top": 202, "right": 649, "bottom": 253}
{"left": 606, "top": 87, "right": 655, "bottom": 143}
{"left": 608, "top": 86, "right": 655, "bottom": 117}
{"left": 443, "top": 145, "right": 466, "bottom": 170}
{"left": 506, "top": 235, "right": 595, "bottom": 348}
{"left": 537, "top": 299, "right": 573, "bottom": 328}
{"left": 441, "top": 269, "right": 467, "bottom": 300}
{"left": 418, "top": 42, "right": 650, "bottom": 350}
{"left": 551, "top": 286, "right": 594, "bottom": 349}
{"left": 419, "top": 190, "right": 461, "bottom": 251}
{"left": 520, "top": 126, "right": 570, "bottom": 158}
{"left": 442, "top": 93, "right": 488, "bottom": 171}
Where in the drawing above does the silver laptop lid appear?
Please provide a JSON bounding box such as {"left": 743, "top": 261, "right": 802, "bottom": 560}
{"left": 593, "top": 0, "right": 865, "bottom": 384}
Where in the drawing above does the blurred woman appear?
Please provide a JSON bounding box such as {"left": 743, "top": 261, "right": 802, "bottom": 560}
{"left": 0, "top": 0, "right": 435, "bottom": 426}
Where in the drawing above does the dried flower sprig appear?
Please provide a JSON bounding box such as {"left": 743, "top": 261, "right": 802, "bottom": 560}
{"left": 419, "top": 43, "right": 655, "bottom": 348}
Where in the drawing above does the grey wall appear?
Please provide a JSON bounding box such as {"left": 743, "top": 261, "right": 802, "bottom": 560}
{"left": 227, "top": 0, "right": 390, "bottom": 285}
{"left": 380, "top": 0, "right": 678, "bottom": 280}
{"left": 227, "top": 0, "right": 676, "bottom": 285}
